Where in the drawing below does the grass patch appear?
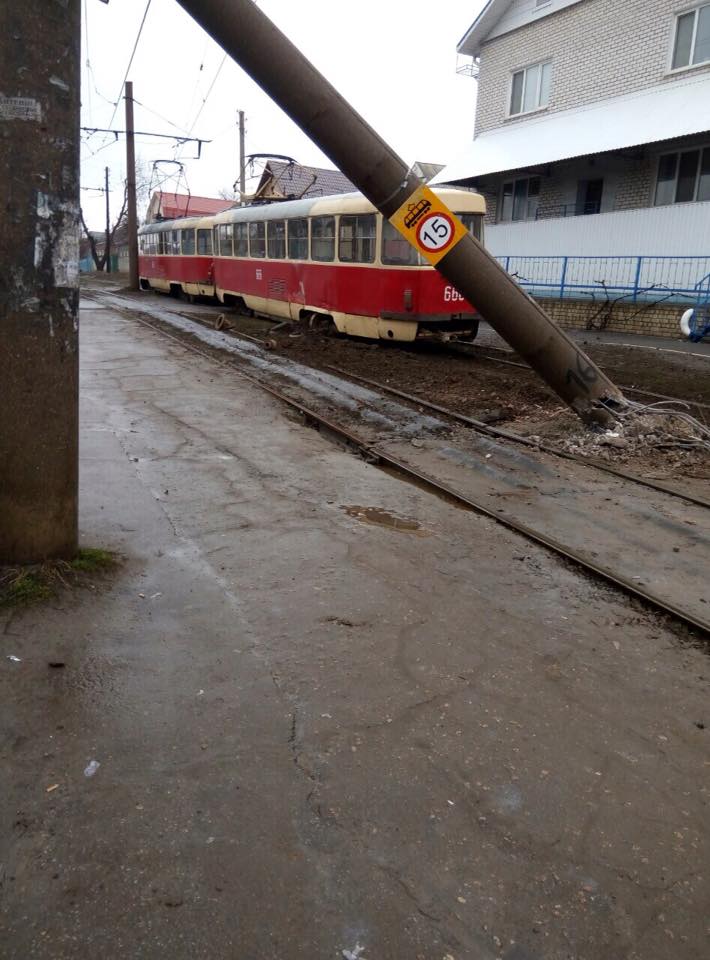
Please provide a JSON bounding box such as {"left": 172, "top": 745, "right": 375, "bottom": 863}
{"left": 0, "top": 548, "right": 120, "bottom": 609}
{"left": 70, "top": 547, "right": 117, "bottom": 573}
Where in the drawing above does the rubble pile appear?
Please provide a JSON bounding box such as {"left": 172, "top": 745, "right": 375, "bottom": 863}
{"left": 549, "top": 410, "right": 710, "bottom": 463}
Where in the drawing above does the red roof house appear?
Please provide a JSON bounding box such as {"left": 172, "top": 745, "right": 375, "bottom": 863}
{"left": 146, "top": 192, "right": 234, "bottom": 223}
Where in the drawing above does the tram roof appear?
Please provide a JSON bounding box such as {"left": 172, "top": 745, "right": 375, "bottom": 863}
{"left": 213, "top": 187, "right": 485, "bottom": 224}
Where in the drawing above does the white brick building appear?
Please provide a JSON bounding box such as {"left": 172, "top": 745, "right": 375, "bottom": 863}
{"left": 437, "top": 0, "right": 710, "bottom": 260}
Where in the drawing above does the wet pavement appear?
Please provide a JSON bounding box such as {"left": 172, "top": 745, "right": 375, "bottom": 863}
{"left": 1, "top": 303, "right": 709, "bottom": 959}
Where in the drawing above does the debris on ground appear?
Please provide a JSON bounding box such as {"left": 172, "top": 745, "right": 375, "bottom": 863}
{"left": 84, "top": 760, "right": 101, "bottom": 778}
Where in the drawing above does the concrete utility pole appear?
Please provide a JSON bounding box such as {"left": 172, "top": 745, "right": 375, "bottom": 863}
{"left": 0, "top": 0, "right": 80, "bottom": 562}
{"left": 238, "top": 109, "right": 246, "bottom": 202}
{"left": 176, "top": 0, "right": 624, "bottom": 424}
{"left": 125, "top": 81, "right": 139, "bottom": 290}
{"left": 105, "top": 166, "right": 111, "bottom": 273}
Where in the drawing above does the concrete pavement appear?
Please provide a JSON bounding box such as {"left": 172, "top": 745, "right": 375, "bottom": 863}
{"left": 1, "top": 302, "right": 708, "bottom": 959}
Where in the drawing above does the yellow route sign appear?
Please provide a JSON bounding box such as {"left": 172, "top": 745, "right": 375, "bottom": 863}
{"left": 389, "top": 185, "right": 468, "bottom": 266}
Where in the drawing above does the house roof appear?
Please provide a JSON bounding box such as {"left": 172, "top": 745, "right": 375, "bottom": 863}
{"left": 433, "top": 72, "right": 710, "bottom": 184}
{"left": 457, "top": 0, "right": 511, "bottom": 57}
{"left": 154, "top": 193, "right": 234, "bottom": 219}
{"left": 256, "top": 162, "right": 355, "bottom": 199}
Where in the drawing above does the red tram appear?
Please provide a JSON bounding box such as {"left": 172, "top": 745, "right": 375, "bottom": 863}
{"left": 138, "top": 187, "right": 485, "bottom": 341}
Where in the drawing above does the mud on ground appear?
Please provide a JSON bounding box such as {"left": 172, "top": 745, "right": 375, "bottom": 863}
{"left": 202, "top": 309, "right": 710, "bottom": 494}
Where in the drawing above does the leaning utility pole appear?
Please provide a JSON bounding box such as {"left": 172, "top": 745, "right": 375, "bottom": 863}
{"left": 176, "top": 0, "right": 624, "bottom": 424}
{"left": 125, "top": 81, "right": 139, "bottom": 290}
{"left": 0, "top": 0, "right": 80, "bottom": 562}
{"left": 238, "top": 109, "right": 246, "bottom": 201}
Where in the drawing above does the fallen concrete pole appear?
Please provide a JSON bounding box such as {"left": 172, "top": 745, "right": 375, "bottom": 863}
{"left": 175, "top": 0, "right": 624, "bottom": 425}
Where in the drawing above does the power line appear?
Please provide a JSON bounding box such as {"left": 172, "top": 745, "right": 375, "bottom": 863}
{"left": 133, "top": 98, "right": 192, "bottom": 137}
{"left": 187, "top": 52, "right": 227, "bottom": 136}
{"left": 104, "top": 0, "right": 153, "bottom": 133}
{"left": 174, "top": 51, "right": 227, "bottom": 165}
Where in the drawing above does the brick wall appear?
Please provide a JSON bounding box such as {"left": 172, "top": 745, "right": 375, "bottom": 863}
{"left": 475, "top": 0, "right": 710, "bottom": 135}
{"left": 538, "top": 297, "right": 686, "bottom": 337}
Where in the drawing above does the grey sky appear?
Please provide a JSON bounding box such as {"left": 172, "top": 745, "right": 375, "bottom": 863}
{"left": 80, "top": 0, "right": 483, "bottom": 230}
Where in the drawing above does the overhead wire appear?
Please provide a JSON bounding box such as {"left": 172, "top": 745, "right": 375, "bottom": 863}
{"left": 102, "top": 0, "right": 153, "bottom": 138}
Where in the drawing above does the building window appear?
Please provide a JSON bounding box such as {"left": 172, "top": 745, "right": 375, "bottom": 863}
{"left": 509, "top": 62, "right": 552, "bottom": 115}
{"left": 499, "top": 177, "right": 541, "bottom": 221}
{"left": 672, "top": 4, "right": 710, "bottom": 70}
{"left": 338, "top": 214, "right": 376, "bottom": 263}
{"left": 655, "top": 147, "right": 710, "bottom": 205}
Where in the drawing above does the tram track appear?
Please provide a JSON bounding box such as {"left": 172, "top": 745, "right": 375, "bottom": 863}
{"left": 448, "top": 340, "right": 710, "bottom": 415}
{"left": 94, "top": 294, "right": 710, "bottom": 640}
{"left": 322, "top": 365, "right": 710, "bottom": 510}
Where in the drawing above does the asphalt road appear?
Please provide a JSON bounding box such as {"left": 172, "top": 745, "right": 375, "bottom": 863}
{"left": 1, "top": 301, "right": 708, "bottom": 960}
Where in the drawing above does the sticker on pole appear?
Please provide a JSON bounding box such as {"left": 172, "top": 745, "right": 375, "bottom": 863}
{"left": 389, "top": 185, "right": 468, "bottom": 266}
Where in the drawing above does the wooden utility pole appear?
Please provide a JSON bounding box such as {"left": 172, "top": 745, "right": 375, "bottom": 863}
{"left": 0, "top": 0, "right": 80, "bottom": 562}
{"left": 105, "top": 166, "right": 111, "bottom": 273}
{"left": 238, "top": 109, "right": 246, "bottom": 202}
{"left": 125, "top": 81, "right": 139, "bottom": 290}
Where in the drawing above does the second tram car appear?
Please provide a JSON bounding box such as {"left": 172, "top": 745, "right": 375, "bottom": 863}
{"left": 138, "top": 187, "right": 486, "bottom": 342}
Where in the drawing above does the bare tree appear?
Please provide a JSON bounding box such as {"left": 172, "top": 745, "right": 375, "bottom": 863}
{"left": 80, "top": 184, "right": 128, "bottom": 273}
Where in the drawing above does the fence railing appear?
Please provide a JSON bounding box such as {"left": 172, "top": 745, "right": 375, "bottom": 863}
{"left": 534, "top": 201, "right": 602, "bottom": 220}
{"left": 496, "top": 255, "right": 710, "bottom": 304}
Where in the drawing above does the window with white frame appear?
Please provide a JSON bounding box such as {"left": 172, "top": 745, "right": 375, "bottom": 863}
{"left": 509, "top": 62, "right": 552, "bottom": 115}
{"left": 499, "top": 176, "right": 541, "bottom": 221}
{"left": 655, "top": 147, "right": 710, "bottom": 205}
{"left": 672, "top": 3, "right": 710, "bottom": 69}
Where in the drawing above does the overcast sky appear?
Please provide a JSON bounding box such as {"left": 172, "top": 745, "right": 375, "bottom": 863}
{"left": 80, "top": 0, "right": 483, "bottom": 230}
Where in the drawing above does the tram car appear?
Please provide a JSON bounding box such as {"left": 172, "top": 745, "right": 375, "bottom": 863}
{"left": 138, "top": 214, "right": 215, "bottom": 302}
{"left": 138, "top": 187, "right": 485, "bottom": 342}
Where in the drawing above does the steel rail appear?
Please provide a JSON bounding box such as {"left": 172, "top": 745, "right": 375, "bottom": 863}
{"left": 100, "top": 293, "right": 710, "bottom": 507}
{"left": 123, "top": 307, "right": 710, "bottom": 639}
{"left": 323, "top": 365, "right": 710, "bottom": 510}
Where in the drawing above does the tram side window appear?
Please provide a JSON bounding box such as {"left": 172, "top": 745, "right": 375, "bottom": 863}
{"left": 149, "top": 234, "right": 157, "bottom": 255}
{"left": 170, "top": 230, "right": 181, "bottom": 255}
{"left": 181, "top": 229, "right": 196, "bottom": 255}
{"left": 338, "top": 214, "right": 376, "bottom": 264}
{"left": 197, "top": 229, "right": 213, "bottom": 255}
{"left": 381, "top": 219, "right": 421, "bottom": 266}
{"left": 457, "top": 213, "right": 483, "bottom": 242}
{"left": 288, "top": 218, "right": 308, "bottom": 260}
{"left": 267, "top": 220, "right": 286, "bottom": 259}
{"left": 218, "top": 224, "right": 233, "bottom": 257}
{"left": 234, "top": 223, "right": 248, "bottom": 257}
{"left": 249, "top": 222, "right": 266, "bottom": 258}
{"left": 311, "top": 216, "right": 335, "bottom": 262}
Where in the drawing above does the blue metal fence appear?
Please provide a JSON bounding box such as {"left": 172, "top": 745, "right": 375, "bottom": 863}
{"left": 495, "top": 255, "right": 710, "bottom": 304}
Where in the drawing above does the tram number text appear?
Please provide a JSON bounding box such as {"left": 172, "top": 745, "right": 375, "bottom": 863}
{"left": 444, "top": 286, "right": 466, "bottom": 303}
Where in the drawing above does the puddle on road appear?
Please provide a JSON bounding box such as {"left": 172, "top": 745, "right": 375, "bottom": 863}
{"left": 342, "top": 505, "right": 430, "bottom": 535}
